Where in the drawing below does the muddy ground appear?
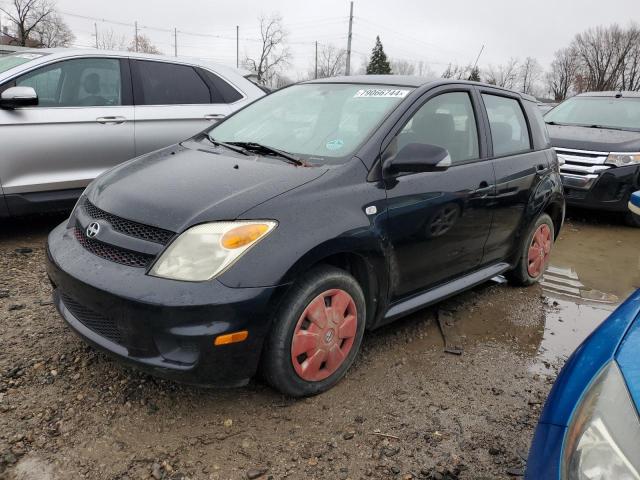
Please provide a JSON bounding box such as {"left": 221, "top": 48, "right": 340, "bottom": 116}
{"left": 1, "top": 211, "right": 639, "bottom": 480}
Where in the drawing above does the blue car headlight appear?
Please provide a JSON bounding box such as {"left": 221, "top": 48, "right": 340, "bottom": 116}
{"left": 562, "top": 362, "right": 640, "bottom": 479}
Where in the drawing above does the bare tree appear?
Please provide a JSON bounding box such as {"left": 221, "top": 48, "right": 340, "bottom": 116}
{"left": 313, "top": 44, "right": 346, "bottom": 78}
{"left": 442, "top": 63, "right": 479, "bottom": 81}
{"left": 441, "top": 63, "right": 469, "bottom": 79}
{"left": 32, "top": 12, "right": 73, "bottom": 47}
{"left": 484, "top": 58, "right": 519, "bottom": 88}
{"left": 520, "top": 57, "right": 542, "bottom": 95}
{"left": 128, "top": 33, "right": 161, "bottom": 55}
{"left": 546, "top": 47, "right": 580, "bottom": 101}
{"left": 416, "top": 61, "right": 436, "bottom": 78}
{"left": 0, "top": 0, "right": 54, "bottom": 46}
{"left": 391, "top": 59, "right": 415, "bottom": 76}
{"left": 573, "top": 24, "right": 638, "bottom": 91}
{"left": 620, "top": 25, "right": 640, "bottom": 91}
{"left": 244, "top": 14, "right": 289, "bottom": 86}
{"left": 96, "top": 28, "right": 127, "bottom": 51}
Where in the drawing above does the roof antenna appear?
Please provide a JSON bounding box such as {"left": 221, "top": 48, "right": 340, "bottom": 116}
{"left": 615, "top": 92, "right": 623, "bottom": 98}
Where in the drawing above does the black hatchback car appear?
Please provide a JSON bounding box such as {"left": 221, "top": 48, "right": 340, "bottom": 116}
{"left": 46, "top": 77, "right": 564, "bottom": 396}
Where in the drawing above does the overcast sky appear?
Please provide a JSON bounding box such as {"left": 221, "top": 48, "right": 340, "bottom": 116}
{"left": 1, "top": 0, "right": 638, "bottom": 79}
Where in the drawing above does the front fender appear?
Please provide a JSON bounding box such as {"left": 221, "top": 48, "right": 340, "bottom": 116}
{"left": 216, "top": 162, "right": 390, "bottom": 290}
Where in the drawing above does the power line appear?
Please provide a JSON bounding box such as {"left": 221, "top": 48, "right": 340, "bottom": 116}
{"left": 354, "top": 16, "right": 471, "bottom": 59}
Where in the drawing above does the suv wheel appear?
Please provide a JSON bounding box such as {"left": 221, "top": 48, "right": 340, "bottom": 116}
{"left": 506, "top": 213, "right": 555, "bottom": 286}
{"left": 262, "top": 265, "right": 366, "bottom": 397}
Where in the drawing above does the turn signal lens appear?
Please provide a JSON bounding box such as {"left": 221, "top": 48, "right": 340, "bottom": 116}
{"left": 214, "top": 330, "right": 249, "bottom": 346}
{"left": 221, "top": 224, "right": 270, "bottom": 249}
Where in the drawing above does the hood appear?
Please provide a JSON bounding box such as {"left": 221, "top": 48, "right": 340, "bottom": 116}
{"left": 86, "top": 141, "right": 327, "bottom": 232}
{"left": 548, "top": 124, "right": 640, "bottom": 152}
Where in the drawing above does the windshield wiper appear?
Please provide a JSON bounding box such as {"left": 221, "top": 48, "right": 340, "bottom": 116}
{"left": 227, "top": 141, "right": 304, "bottom": 166}
{"left": 205, "top": 135, "right": 251, "bottom": 156}
{"left": 585, "top": 124, "right": 637, "bottom": 131}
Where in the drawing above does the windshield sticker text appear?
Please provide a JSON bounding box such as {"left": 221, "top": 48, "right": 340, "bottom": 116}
{"left": 354, "top": 89, "right": 410, "bottom": 98}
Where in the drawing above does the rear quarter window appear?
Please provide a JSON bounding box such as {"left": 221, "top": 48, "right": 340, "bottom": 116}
{"left": 200, "top": 69, "right": 243, "bottom": 103}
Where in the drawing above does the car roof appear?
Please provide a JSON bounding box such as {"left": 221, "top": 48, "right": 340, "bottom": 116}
{"left": 577, "top": 91, "right": 640, "bottom": 98}
{"left": 302, "top": 75, "right": 537, "bottom": 101}
{"left": 5, "top": 48, "right": 252, "bottom": 76}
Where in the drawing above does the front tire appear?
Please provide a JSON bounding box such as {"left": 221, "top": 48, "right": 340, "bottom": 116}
{"left": 506, "top": 213, "right": 554, "bottom": 286}
{"left": 262, "top": 265, "right": 366, "bottom": 397}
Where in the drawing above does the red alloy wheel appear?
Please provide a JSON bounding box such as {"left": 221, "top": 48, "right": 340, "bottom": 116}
{"left": 290, "top": 289, "right": 358, "bottom": 382}
{"left": 527, "top": 224, "right": 552, "bottom": 277}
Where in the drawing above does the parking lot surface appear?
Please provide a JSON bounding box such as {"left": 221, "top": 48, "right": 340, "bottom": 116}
{"left": 1, "top": 212, "right": 638, "bottom": 480}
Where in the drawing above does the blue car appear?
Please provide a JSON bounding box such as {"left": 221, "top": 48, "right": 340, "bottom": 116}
{"left": 526, "top": 290, "right": 640, "bottom": 479}
{"left": 630, "top": 191, "right": 640, "bottom": 217}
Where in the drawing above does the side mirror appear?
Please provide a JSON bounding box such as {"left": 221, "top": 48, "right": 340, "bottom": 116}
{"left": 0, "top": 86, "right": 38, "bottom": 109}
{"left": 385, "top": 143, "right": 451, "bottom": 174}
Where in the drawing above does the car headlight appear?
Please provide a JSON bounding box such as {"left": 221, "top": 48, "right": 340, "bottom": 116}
{"left": 562, "top": 362, "right": 640, "bottom": 480}
{"left": 606, "top": 153, "right": 640, "bottom": 167}
{"left": 149, "top": 220, "right": 277, "bottom": 281}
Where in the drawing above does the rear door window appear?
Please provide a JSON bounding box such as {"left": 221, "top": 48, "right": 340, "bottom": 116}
{"left": 482, "top": 94, "right": 531, "bottom": 156}
{"left": 134, "top": 60, "right": 211, "bottom": 105}
{"left": 14, "top": 58, "right": 122, "bottom": 107}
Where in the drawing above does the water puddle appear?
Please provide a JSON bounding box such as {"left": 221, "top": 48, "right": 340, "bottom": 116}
{"left": 534, "top": 219, "right": 640, "bottom": 370}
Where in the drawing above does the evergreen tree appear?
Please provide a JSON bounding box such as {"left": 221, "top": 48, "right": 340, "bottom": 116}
{"left": 366, "top": 36, "right": 392, "bottom": 74}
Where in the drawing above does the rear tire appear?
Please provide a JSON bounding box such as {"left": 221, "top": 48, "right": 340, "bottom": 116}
{"left": 262, "top": 265, "right": 366, "bottom": 397}
{"left": 506, "top": 213, "right": 555, "bottom": 286}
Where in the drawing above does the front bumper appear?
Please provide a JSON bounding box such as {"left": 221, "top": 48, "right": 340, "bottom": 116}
{"left": 561, "top": 164, "right": 640, "bottom": 212}
{"left": 46, "top": 222, "right": 282, "bottom": 387}
{"left": 630, "top": 191, "right": 640, "bottom": 216}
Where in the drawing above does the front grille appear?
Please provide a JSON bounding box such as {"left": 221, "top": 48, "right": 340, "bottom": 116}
{"left": 60, "top": 293, "right": 122, "bottom": 345}
{"left": 555, "top": 148, "right": 611, "bottom": 176}
{"left": 74, "top": 227, "right": 153, "bottom": 268}
{"left": 83, "top": 199, "right": 175, "bottom": 245}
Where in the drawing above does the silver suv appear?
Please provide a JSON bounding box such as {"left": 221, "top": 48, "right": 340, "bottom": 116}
{"left": 0, "top": 49, "right": 265, "bottom": 217}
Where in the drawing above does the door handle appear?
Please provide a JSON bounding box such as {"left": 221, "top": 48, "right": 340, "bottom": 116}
{"left": 96, "top": 116, "right": 126, "bottom": 125}
{"left": 204, "top": 114, "right": 226, "bottom": 121}
{"left": 473, "top": 181, "right": 494, "bottom": 197}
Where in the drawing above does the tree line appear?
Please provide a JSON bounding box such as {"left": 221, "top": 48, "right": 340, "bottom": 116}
{"left": 2, "top": 1, "right": 639, "bottom": 98}
{"left": 1, "top": 0, "right": 162, "bottom": 53}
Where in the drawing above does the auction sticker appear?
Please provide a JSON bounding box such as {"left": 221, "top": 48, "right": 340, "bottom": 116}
{"left": 354, "top": 88, "right": 410, "bottom": 98}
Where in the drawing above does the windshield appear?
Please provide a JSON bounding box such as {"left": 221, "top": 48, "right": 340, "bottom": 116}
{"left": 545, "top": 96, "right": 640, "bottom": 131}
{"left": 208, "top": 83, "right": 413, "bottom": 163}
{"left": 0, "top": 53, "right": 46, "bottom": 75}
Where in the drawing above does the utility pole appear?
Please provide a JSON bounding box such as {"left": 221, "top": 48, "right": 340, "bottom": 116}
{"left": 315, "top": 41, "right": 318, "bottom": 79}
{"left": 174, "top": 28, "right": 177, "bottom": 57}
{"left": 345, "top": 1, "right": 353, "bottom": 75}
{"left": 236, "top": 26, "right": 239, "bottom": 68}
{"left": 94, "top": 22, "right": 98, "bottom": 49}
{"left": 134, "top": 21, "right": 139, "bottom": 52}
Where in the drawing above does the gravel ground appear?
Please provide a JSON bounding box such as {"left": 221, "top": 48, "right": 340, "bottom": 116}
{"left": 1, "top": 215, "right": 562, "bottom": 480}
